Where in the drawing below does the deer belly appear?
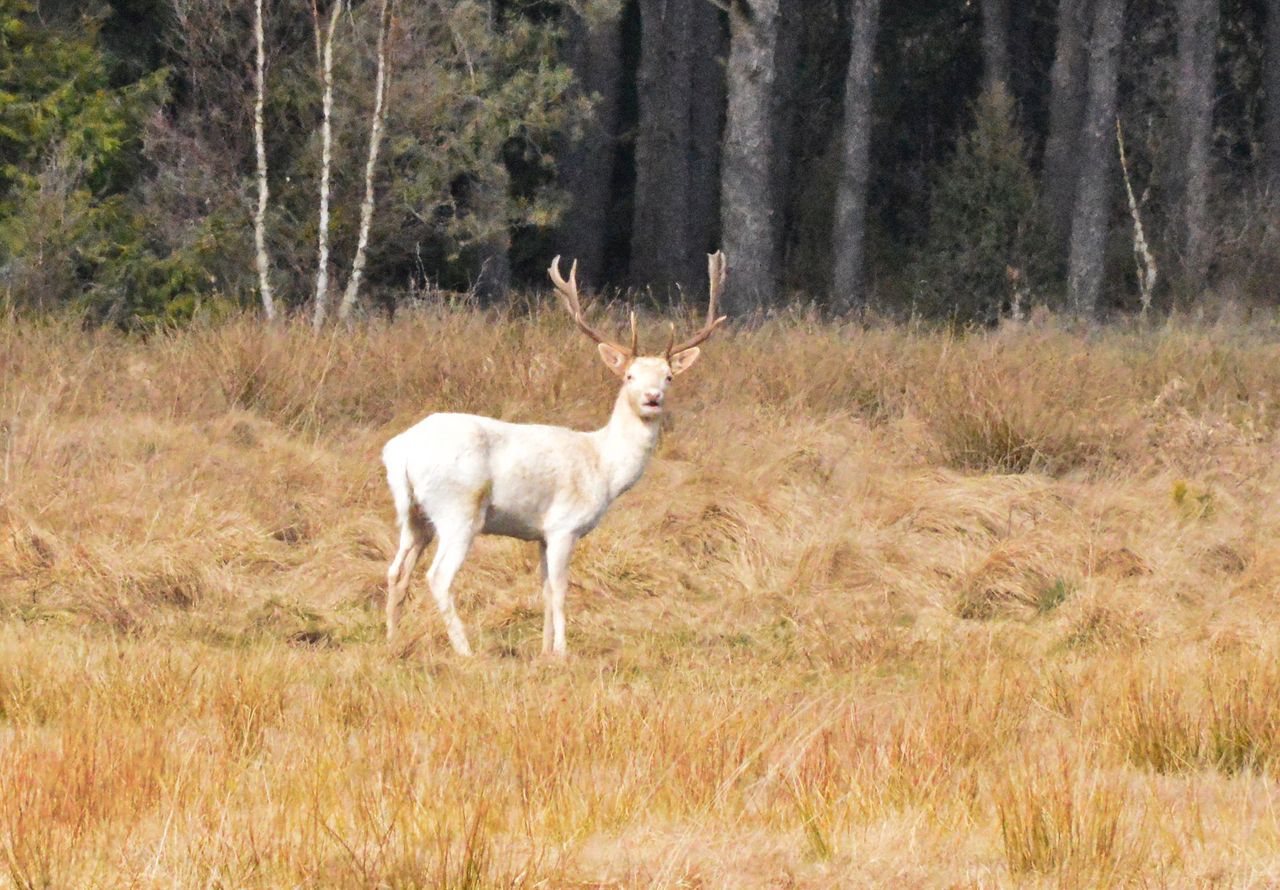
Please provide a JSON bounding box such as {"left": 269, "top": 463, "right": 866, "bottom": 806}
{"left": 480, "top": 505, "right": 542, "bottom": 541}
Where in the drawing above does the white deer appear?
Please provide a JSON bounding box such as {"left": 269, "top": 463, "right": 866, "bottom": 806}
{"left": 381, "top": 252, "right": 727, "bottom": 656}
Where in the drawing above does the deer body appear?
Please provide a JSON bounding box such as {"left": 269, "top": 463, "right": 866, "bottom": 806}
{"left": 383, "top": 255, "right": 725, "bottom": 657}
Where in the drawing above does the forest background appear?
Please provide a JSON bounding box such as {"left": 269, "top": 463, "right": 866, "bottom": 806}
{"left": 0, "top": 0, "right": 1268, "bottom": 325}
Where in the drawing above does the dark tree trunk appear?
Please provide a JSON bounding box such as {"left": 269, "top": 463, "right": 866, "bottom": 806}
{"left": 1007, "top": 0, "right": 1035, "bottom": 113}
{"left": 631, "top": 0, "right": 696, "bottom": 294}
{"left": 557, "top": 6, "right": 624, "bottom": 288}
{"left": 1066, "top": 0, "right": 1123, "bottom": 317}
{"left": 979, "top": 0, "right": 1011, "bottom": 95}
{"left": 1174, "top": 0, "right": 1218, "bottom": 292}
{"left": 687, "top": 1, "right": 727, "bottom": 288}
{"left": 830, "top": 0, "right": 882, "bottom": 311}
{"left": 1043, "top": 0, "right": 1094, "bottom": 251}
{"left": 473, "top": 167, "right": 511, "bottom": 305}
{"left": 720, "top": 0, "right": 782, "bottom": 315}
{"left": 769, "top": 0, "right": 801, "bottom": 273}
{"left": 1267, "top": 0, "right": 1280, "bottom": 188}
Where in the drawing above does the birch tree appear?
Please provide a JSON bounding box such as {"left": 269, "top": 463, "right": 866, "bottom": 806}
{"left": 338, "top": 0, "right": 393, "bottom": 321}
{"left": 311, "top": 0, "right": 343, "bottom": 328}
{"left": 252, "top": 0, "right": 277, "bottom": 321}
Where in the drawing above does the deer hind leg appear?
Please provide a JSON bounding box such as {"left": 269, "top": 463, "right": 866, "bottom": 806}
{"left": 386, "top": 507, "right": 432, "bottom": 641}
{"left": 538, "top": 541, "right": 553, "bottom": 654}
{"left": 542, "top": 533, "right": 575, "bottom": 657}
{"left": 426, "top": 507, "right": 483, "bottom": 657}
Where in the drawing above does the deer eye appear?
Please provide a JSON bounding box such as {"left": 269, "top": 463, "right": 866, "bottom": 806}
{"left": 625, "top": 374, "right": 633, "bottom": 381}
{"left": 665, "top": 375, "right": 672, "bottom": 382}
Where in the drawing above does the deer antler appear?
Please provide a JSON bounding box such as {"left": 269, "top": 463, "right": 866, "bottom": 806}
{"left": 667, "top": 251, "right": 728, "bottom": 358}
{"left": 549, "top": 256, "right": 637, "bottom": 356}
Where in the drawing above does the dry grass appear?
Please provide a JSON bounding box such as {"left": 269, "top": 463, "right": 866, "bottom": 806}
{"left": 2, "top": 308, "right": 1280, "bottom": 887}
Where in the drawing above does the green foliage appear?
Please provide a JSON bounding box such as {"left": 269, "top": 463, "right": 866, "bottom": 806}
{"left": 0, "top": 0, "right": 170, "bottom": 315}
{"left": 353, "top": 0, "right": 575, "bottom": 289}
{"left": 910, "top": 86, "right": 1052, "bottom": 325}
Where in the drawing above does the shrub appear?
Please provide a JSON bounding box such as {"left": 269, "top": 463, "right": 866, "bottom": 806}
{"left": 909, "top": 85, "right": 1053, "bottom": 324}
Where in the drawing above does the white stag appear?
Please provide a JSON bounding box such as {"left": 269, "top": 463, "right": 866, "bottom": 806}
{"left": 381, "top": 252, "right": 727, "bottom": 656}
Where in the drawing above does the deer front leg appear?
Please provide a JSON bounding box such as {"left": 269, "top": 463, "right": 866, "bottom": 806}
{"left": 542, "top": 533, "right": 575, "bottom": 656}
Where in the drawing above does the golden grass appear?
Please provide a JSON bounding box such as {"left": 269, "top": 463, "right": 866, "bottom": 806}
{"left": 2, "top": 308, "right": 1280, "bottom": 886}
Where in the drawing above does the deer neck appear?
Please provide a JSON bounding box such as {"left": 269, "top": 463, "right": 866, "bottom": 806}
{"left": 595, "top": 386, "right": 660, "bottom": 500}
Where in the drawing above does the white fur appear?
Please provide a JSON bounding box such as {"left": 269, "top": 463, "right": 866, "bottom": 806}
{"left": 381, "top": 351, "right": 699, "bottom": 656}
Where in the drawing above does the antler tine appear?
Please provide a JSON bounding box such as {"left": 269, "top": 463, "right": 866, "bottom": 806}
{"left": 629, "top": 310, "right": 638, "bottom": 356}
{"left": 667, "top": 250, "right": 729, "bottom": 357}
{"left": 549, "top": 256, "right": 632, "bottom": 355}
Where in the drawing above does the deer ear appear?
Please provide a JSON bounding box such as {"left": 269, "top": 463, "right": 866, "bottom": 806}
{"left": 597, "top": 342, "right": 629, "bottom": 377}
{"left": 668, "top": 346, "right": 701, "bottom": 376}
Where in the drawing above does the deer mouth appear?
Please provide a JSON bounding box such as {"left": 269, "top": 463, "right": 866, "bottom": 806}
{"left": 642, "top": 398, "right": 662, "bottom": 410}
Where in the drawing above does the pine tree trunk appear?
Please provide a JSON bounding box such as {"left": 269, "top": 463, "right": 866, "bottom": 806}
{"left": 1066, "top": 0, "right": 1123, "bottom": 317}
{"left": 1267, "top": 0, "right": 1280, "bottom": 188}
{"left": 631, "top": 0, "right": 696, "bottom": 294}
{"left": 252, "top": 0, "right": 277, "bottom": 321}
{"left": 979, "top": 0, "right": 1011, "bottom": 95}
{"left": 1174, "top": 0, "right": 1218, "bottom": 293}
{"left": 830, "top": 0, "right": 882, "bottom": 311}
{"left": 1043, "top": 0, "right": 1094, "bottom": 251}
{"left": 769, "top": 0, "right": 800, "bottom": 277}
{"left": 720, "top": 0, "right": 782, "bottom": 315}
{"left": 556, "top": 4, "right": 623, "bottom": 288}
{"left": 1008, "top": 0, "right": 1035, "bottom": 112}
{"left": 687, "top": 1, "right": 726, "bottom": 285}
{"left": 473, "top": 169, "right": 511, "bottom": 306}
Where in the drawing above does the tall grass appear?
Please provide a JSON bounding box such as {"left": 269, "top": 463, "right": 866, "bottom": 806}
{"left": 2, "top": 310, "right": 1280, "bottom": 886}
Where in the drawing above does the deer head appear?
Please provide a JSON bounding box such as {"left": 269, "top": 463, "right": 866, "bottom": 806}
{"left": 548, "top": 252, "right": 727, "bottom": 420}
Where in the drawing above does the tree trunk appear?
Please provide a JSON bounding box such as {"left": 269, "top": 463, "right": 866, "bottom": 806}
{"left": 1066, "top": 0, "right": 1123, "bottom": 317}
{"left": 312, "top": 0, "right": 342, "bottom": 329}
{"left": 687, "top": 1, "right": 726, "bottom": 284}
{"left": 556, "top": 3, "right": 623, "bottom": 288}
{"left": 1007, "top": 0, "right": 1035, "bottom": 113}
{"left": 473, "top": 168, "right": 511, "bottom": 305}
{"left": 830, "top": 0, "right": 882, "bottom": 311}
{"left": 720, "top": 0, "right": 782, "bottom": 315}
{"left": 1267, "top": 0, "right": 1280, "bottom": 188}
{"left": 768, "top": 0, "right": 800, "bottom": 277}
{"left": 979, "top": 0, "right": 1011, "bottom": 95}
{"left": 252, "top": 0, "right": 277, "bottom": 321}
{"left": 1043, "top": 0, "right": 1094, "bottom": 251}
{"left": 631, "top": 0, "right": 696, "bottom": 294}
{"left": 338, "top": 0, "right": 393, "bottom": 322}
{"left": 1174, "top": 0, "right": 1217, "bottom": 293}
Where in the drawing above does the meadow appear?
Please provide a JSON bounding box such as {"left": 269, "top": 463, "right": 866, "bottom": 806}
{"left": 2, "top": 307, "right": 1280, "bottom": 887}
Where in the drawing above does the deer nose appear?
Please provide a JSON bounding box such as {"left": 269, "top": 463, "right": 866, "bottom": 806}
{"left": 643, "top": 390, "right": 663, "bottom": 404}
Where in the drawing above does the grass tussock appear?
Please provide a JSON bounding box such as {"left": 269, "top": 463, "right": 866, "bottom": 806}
{"left": 2, "top": 310, "right": 1280, "bottom": 886}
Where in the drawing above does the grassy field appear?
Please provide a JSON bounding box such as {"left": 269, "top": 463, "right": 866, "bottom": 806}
{"left": 2, "top": 308, "right": 1280, "bottom": 887}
